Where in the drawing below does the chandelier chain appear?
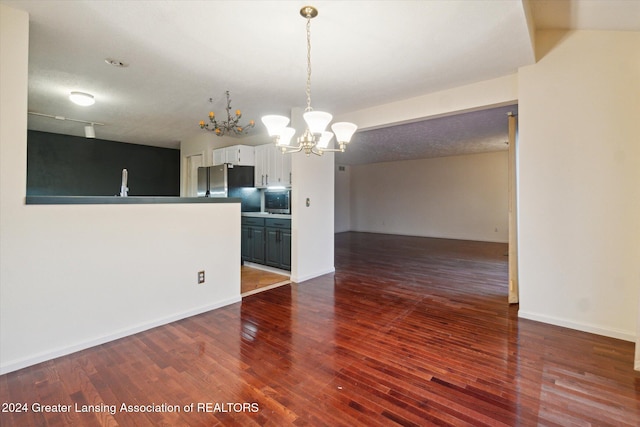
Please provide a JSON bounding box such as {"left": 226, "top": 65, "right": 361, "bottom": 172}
{"left": 260, "top": 5, "right": 357, "bottom": 157}
{"left": 305, "top": 13, "right": 312, "bottom": 112}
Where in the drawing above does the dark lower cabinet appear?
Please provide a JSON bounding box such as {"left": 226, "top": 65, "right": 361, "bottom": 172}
{"left": 265, "top": 218, "right": 291, "bottom": 271}
{"left": 280, "top": 229, "right": 291, "bottom": 270}
{"left": 242, "top": 216, "right": 291, "bottom": 271}
{"left": 265, "top": 227, "right": 291, "bottom": 270}
{"left": 241, "top": 217, "right": 266, "bottom": 264}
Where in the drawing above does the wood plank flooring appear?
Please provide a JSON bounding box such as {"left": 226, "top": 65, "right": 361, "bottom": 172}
{"left": 1, "top": 232, "right": 639, "bottom": 426}
{"left": 241, "top": 266, "right": 290, "bottom": 296}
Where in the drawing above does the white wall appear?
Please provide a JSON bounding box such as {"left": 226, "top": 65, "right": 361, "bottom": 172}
{"left": 339, "top": 74, "right": 518, "bottom": 131}
{"left": 334, "top": 164, "right": 351, "bottom": 233}
{"left": 518, "top": 30, "right": 640, "bottom": 342}
{"left": 347, "top": 151, "right": 509, "bottom": 242}
{"left": 0, "top": 5, "right": 241, "bottom": 374}
{"left": 290, "top": 108, "right": 335, "bottom": 283}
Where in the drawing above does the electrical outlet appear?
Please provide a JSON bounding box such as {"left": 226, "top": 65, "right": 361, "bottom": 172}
{"left": 198, "top": 271, "right": 205, "bottom": 284}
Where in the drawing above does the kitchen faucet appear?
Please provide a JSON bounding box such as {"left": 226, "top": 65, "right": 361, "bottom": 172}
{"left": 119, "top": 168, "right": 128, "bottom": 197}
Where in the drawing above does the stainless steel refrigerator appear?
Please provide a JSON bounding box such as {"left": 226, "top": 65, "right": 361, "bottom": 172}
{"left": 197, "top": 164, "right": 254, "bottom": 197}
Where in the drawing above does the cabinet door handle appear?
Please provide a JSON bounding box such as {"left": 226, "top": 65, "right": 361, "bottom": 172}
{"left": 266, "top": 174, "right": 269, "bottom": 185}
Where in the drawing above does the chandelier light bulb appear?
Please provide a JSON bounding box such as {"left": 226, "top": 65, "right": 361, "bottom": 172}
{"left": 331, "top": 122, "right": 358, "bottom": 143}
{"left": 303, "top": 111, "right": 333, "bottom": 134}
{"left": 262, "top": 115, "right": 290, "bottom": 137}
{"left": 277, "top": 127, "right": 297, "bottom": 147}
{"left": 317, "top": 131, "right": 334, "bottom": 149}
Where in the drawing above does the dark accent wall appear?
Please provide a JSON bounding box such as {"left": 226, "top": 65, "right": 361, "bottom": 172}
{"left": 27, "top": 131, "right": 180, "bottom": 196}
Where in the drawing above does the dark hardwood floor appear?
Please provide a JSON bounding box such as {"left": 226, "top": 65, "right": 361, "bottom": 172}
{"left": 1, "top": 232, "right": 638, "bottom": 426}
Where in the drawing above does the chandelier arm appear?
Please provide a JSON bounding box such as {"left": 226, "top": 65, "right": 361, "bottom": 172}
{"left": 316, "top": 147, "right": 343, "bottom": 153}
{"left": 310, "top": 147, "right": 324, "bottom": 156}
{"left": 281, "top": 145, "right": 304, "bottom": 154}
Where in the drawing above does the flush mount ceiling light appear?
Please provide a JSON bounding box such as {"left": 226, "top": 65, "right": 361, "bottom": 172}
{"left": 262, "top": 6, "right": 358, "bottom": 156}
{"left": 199, "top": 91, "right": 255, "bottom": 136}
{"left": 69, "top": 91, "right": 95, "bottom": 106}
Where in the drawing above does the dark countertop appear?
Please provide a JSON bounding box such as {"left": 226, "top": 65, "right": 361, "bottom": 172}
{"left": 25, "top": 196, "right": 241, "bottom": 205}
{"left": 241, "top": 212, "right": 292, "bottom": 219}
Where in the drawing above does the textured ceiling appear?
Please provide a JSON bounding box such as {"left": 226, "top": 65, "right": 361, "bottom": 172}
{"left": 336, "top": 105, "right": 518, "bottom": 165}
{"left": 3, "top": 0, "right": 638, "bottom": 165}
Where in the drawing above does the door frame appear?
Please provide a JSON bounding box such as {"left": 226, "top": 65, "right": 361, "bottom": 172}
{"left": 183, "top": 152, "right": 204, "bottom": 197}
{"left": 508, "top": 112, "right": 519, "bottom": 304}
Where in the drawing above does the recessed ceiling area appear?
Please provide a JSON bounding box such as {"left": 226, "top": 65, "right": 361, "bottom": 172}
{"left": 336, "top": 104, "right": 518, "bottom": 165}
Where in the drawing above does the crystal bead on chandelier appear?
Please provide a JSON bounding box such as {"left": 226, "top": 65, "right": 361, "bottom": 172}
{"left": 261, "top": 6, "right": 358, "bottom": 156}
{"left": 199, "top": 91, "right": 255, "bottom": 136}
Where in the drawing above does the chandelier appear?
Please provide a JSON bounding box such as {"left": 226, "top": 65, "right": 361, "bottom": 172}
{"left": 261, "top": 6, "right": 357, "bottom": 156}
{"left": 199, "top": 91, "right": 255, "bottom": 136}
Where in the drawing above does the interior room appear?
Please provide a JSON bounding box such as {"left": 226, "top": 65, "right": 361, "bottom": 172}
{"left": 1, "top": 1, "right": 639, "bottom": 425}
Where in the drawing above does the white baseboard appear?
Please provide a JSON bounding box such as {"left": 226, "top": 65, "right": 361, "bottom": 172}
{"left": 291, "top": 267, "right": 336, "bottom": 284}
{"left": 0, "top": 296, "right": 241, "bottom": 375}
{"left": 243, "top": 262, "right": 291, "bottom": 277}
{"left": 518, "top": 310, "right": 635, "bottom": 342}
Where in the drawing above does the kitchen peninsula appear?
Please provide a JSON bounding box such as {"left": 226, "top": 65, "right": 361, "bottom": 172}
{"left": 4, "top": 192, "right": 243, "bottom": 374}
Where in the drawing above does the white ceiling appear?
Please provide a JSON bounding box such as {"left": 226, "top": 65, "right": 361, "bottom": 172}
{"left": 3, "top": 0, "right": 639, "bottom": 165}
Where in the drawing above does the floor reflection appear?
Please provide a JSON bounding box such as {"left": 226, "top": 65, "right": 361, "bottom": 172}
{"left": 3, "top": 232, "right": 638, "bottom": 425}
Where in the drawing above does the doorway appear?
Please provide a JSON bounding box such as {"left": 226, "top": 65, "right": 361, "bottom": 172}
{"left": 184, "top": 153, "right": 203, "bottom": 196}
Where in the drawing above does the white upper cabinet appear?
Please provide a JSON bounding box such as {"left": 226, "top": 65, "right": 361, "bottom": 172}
{"left": 254, "top": 144, "right": 269, "bottom": 187}
{"left": 213, "top": 145, "right": 255, "bottom": 166}
{"left": 254, "top": 144, "right": 292, "bottom": 188}
{"left": 226, "top": 145, "right": 255, "bottom": 166}
{"left": 212, "top": 148, "right": 225, "bottom": 166}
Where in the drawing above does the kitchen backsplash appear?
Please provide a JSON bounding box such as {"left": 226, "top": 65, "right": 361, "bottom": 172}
{"left": 229, "top": 187, "right": 261, "bottom": 212}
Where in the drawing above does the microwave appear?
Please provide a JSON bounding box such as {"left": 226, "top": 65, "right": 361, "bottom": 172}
{"left": 264, "top": 190, "right": 290, "bottom": 214}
